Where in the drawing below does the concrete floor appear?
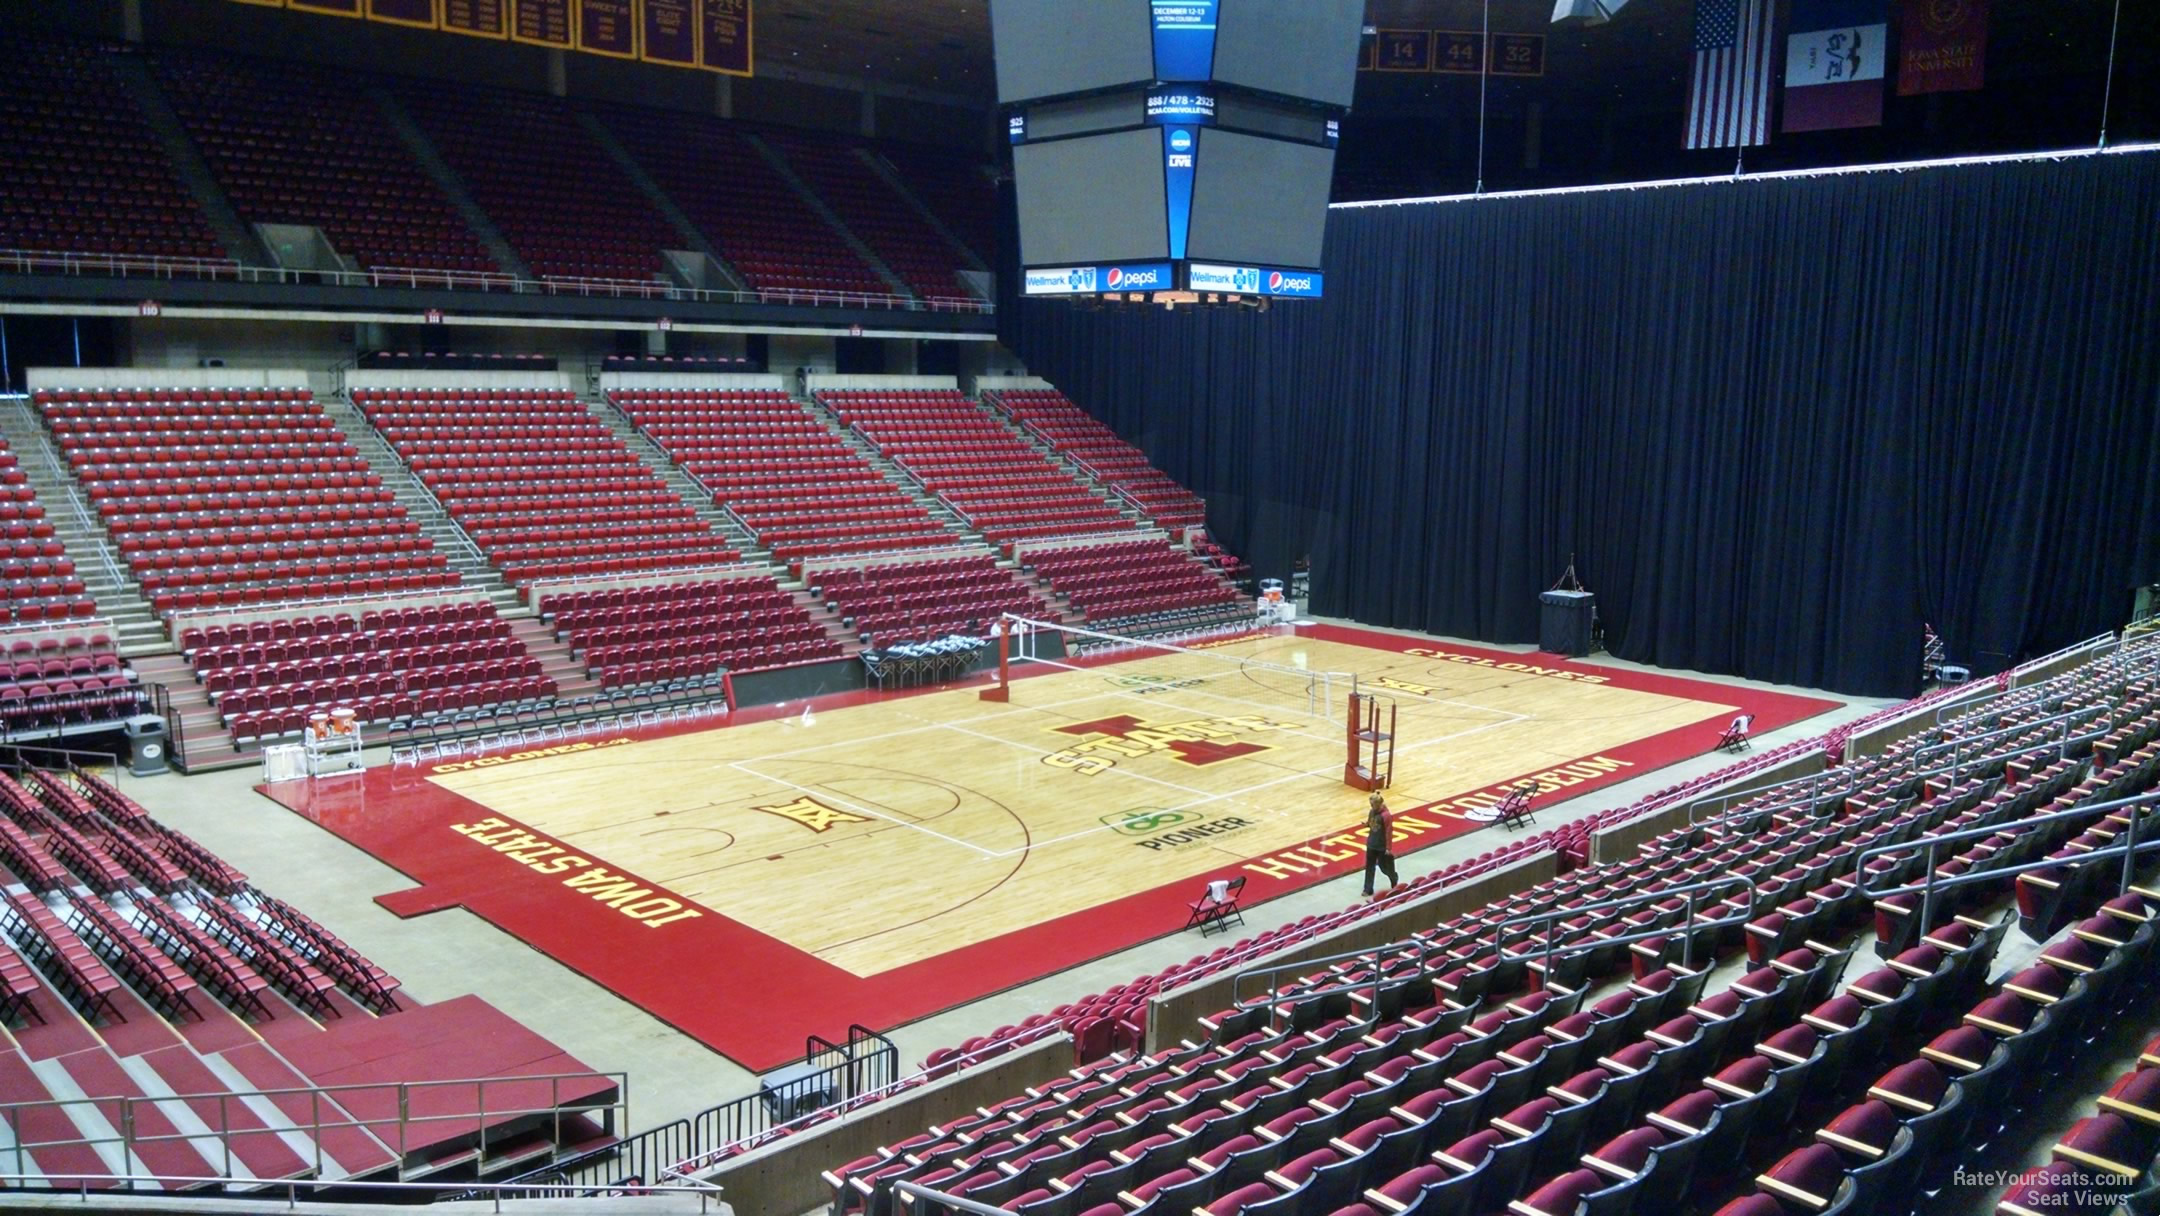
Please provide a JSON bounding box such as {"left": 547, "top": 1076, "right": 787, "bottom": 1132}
{"left": 118, "top": 623, "right": 1890, "bottom": 1141}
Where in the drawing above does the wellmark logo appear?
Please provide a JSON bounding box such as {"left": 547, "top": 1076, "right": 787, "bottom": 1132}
{"left": 1043, "top": 713, "right": 1290, "bottom": 776}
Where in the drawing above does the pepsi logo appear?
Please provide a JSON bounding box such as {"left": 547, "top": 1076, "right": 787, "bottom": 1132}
{"left": 1105, "top": 267, "right": 1124, "bottom": 288}
{"left": 1266, "top": 271, "right": 1283, "bottom": 291}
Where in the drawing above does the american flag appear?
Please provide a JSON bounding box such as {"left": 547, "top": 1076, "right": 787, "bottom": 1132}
{"left": 1688, "top": 0, "right": 1777, "bottom": 149}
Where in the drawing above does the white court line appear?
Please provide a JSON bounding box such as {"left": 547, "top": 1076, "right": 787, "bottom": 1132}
{"left": 734, "top": 709, "right": 1539, "bottom": 861}
{"left": 725, "top": 758, "right": 1006, "bottom": 859}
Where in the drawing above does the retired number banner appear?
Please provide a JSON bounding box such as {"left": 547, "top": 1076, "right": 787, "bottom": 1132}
{"left": 701, "top": 0, "right": 752, "bottom": 77}
{"left": 239, "top": 0, "right": 749, "bottom": 74}
{"left": 511, "top": 0, "right": 572, "bottom": 47}
{"left": 442, "top": 0, "right": 508, "bottom": 36}
{"left": 368, "top": 0, "right": 439, "bottom": 27}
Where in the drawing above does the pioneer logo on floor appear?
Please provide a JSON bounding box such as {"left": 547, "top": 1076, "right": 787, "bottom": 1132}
{"left": 1130, "top": 814, "right": 1254, "bottom": 850}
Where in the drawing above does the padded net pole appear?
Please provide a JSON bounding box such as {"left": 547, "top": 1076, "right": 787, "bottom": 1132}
{"left": 978, "top": 618, "right": 1011, "bottom": 702}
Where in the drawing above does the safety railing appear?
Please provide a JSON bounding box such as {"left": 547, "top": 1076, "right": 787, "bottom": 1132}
{"left": 1, "top": 1174, "right": 722, "bottom": 1207}
{"left": 1912, "top": 717, "right": 2111, "bottom": 787}
{"left": 1489, "top": 873, "right": 1759, "bottom": 977}
{"left": 893, "top": 1180, "right": 1021, "bottom": 1216}
{"left": 1685, "top": 764, "right": 1860, "bottom": 831}
{"left": 0, "top": 246, "right": 994, "bottom": 314}
{"left": 0, "top": 1070, "right": 626, "bottom": 1190}
{"left": 655, "top": 1025, "right": 1062, "bottom": 1179}
{"left": 1855, "top": 790, "right": 2160, "bottom": 934}
{"left": 1227, "top": 874, "right": 1758, "bottom": 1023}
{"left": 0, "top": 248, "right": 242, "bottom": 281}
{"left": 525, "top": 559, "right": 766, "bottom": 612}
{"left": 1911, "top": 703, "right": 2111, "bottom": 777}
{"left": 682, "top": 1026, "right": 897, "bottom": 1162}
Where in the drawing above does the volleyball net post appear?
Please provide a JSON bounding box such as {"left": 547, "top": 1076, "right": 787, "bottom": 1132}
{"left": 978, "top": 619, "right": 1012, "bottom": 702}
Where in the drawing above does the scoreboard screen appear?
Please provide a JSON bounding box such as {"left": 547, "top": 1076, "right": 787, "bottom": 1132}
{"left": 993, "top": 0, "right": 1155, "bottom": 104}
{"left": 1211, "top": 0, "right": 1362, "bottom": 108}
{"left": 1186, "top": 130, "right": 1333, "bottom": 269}
{"left": 1014, "top": 130, "right": 1171, "bottom": 267}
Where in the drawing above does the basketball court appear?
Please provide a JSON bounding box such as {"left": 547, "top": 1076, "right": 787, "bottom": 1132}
{"left": 261, "top": 622, "right": 1838, "bottom": 1068}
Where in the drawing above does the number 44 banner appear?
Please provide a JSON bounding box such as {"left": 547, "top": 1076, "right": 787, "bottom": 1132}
{"left": 1782, "top": 0, "right": 1887, "bottom": 133}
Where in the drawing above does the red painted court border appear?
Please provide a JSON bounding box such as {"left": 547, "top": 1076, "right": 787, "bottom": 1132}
{"left": 259, "top": 629, "right": 1838, "bottom": 1069}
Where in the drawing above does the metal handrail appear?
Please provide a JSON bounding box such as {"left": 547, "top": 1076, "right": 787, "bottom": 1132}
{"left": 0, "top": 1070, "right": 626, "bottom": 1189}
{"left": 1855, "top": 789, "right": 2160, "bottom": 932}
{"left": 16, "top": 405, "right": 129, "bottom": 594}
{"left": 1686, "top": 764, "right": 1859, "bottom": 831}
{"left": 893, "top": 1180, "right": 1021, "bottom": 1216}
{"left": 1912, "top": 720, "right": 2111, "bottom": 785}
{"left": 0, "top": 1173, "right": 720, "bottom": 1206}
{"left": 526, "top": 560, "right": 766, "bottom": 611}
{"left": 1912, "top": 704, "right": 2110, "bottom": 774}
{"left": 0, "top": 246, "right": 994, "bottom": 314}
{"left": 162, "top": 585, "right": 490, "bottom": 630}
{"left": 1491, "top": 873, "right": 1759, "bottom": 976}
{"left": 1230, "top": 935, "right": 1444, "bottom": 1020}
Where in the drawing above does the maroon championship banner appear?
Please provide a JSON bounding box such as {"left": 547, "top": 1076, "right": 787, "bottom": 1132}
{"left": 1431, "top": 31, "right": 1482, "bottom": 75}
{"left": 577, "top": 0, "right": 637, "bottom": 57}
{"left": 1374, "top": 29, "right": 1432, "bottom": 72}
{"left": 367, "top": 0, "right": 438, "bottom": 27}
{"left": 510, "top": 0, "right": 572, "bottom": 47}
{"left": 700, "top": 0, "right": 752, "bottom": 77}
{"left": 288, "top": 0, "right": 362, "bottom": 14}
{"left": 442, "top": 0, "right": 507, "bottom": 36}
{"left": 641, "top": 0, "right": 697, "bottom": 67}
{"left": 1898, "top": 0, "right": 1988, "bottom": 95}
{"left": 1488, "top": 33, "right": 1545, "bottom": 77}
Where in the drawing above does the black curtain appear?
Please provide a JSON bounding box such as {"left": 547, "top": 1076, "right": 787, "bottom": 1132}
{"left": 999, "top": 151, "right": 2160, "bottom": 698}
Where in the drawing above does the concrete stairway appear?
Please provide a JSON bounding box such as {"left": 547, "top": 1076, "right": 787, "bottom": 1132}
{"left": 0, "top": 403, "right": 167, "bottom": 658}
{"left": 793, "top": 394, "right": 982, "bottom": 543}
{"left": 741, "top": 131, "right": 918, "bottom": 302}
{"left": 580, "top": 395, "right": 766, "bottom": 562}
{"left": 507, "top": 616, "right": 601, "bottom": 702}
{"left": 368, "top": 86, "right": 532, "bottom": 280}
{"left": 970, "top": 394, "right": 1154, "bottom": 530}
{"left": 573, "top": 111, "right": 749, "bottom": 292}
{"left": 104, "top": 53, "right": 269, "bottom": 266}
{"left": 130, "top": 650, "right": 243, "bottom": 771}
{"left": 318, "top": 395, "right": 523, "bottom": 618}
{"left": 853, "top": 146, "right": 992, "bottom": 280}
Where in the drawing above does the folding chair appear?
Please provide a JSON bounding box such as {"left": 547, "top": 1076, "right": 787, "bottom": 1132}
{"left": 1717, "top": 714, "right": 1755, "bottom": 753}
{"left": 1186, "top": 876, "right": 1246, "bottom": 936}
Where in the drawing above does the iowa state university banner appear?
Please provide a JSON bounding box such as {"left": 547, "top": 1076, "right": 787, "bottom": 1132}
{"left": 1898, "top": 0, "right": 1988, "bottom": 95}
{"left": 1782, "top": 0, "right": 1887, "bottom": 133}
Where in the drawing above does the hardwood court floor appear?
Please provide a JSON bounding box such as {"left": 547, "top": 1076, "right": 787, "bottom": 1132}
{"left": 265, "top": 623, "right": 1840, "bottom": 1067}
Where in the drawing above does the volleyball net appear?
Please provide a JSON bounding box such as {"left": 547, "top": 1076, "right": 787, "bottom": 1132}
{"left": 981, "top": 613, "right": 1356, "bottom": 725}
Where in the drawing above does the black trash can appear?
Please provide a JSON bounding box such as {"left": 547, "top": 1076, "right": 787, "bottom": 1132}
{"left": 1539, "top": 590, "right": 1596, "bottom": 658}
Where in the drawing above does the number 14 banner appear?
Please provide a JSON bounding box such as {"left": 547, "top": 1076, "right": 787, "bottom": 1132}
{"left": 1782, "top": 0, "right": 1887, "bottom": 133}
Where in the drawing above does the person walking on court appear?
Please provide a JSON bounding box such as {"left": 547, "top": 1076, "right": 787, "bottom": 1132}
{"left": 1361, "top": 790, "right": 1400, "bottom": 898}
